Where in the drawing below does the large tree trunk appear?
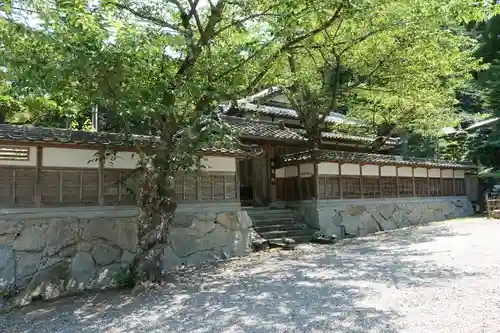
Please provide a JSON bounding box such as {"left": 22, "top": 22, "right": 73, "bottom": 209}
{"left": 130, "top": 156, "right": 178, "bottom": 283}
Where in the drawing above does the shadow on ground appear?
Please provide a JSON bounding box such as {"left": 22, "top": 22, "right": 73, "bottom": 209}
{"left": 0, "top": 221, "right": 482, "bottom": 333}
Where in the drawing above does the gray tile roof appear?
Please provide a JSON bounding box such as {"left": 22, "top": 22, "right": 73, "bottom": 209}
{"left": 222, "top": 116, "right": 304, "bottom": 141}
{"left": 280, "top": 149, "right": 475, "bottom": 170}
{"left": 238, "top": 102, "right": 363, "bottom": 125}
{"left": 0, "top": 123, "right": 259, "bottom": 157}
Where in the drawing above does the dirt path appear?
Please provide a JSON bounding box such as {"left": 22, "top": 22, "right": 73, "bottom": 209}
{"left": 1, "top": 217, "right": 499, "bottom": 333}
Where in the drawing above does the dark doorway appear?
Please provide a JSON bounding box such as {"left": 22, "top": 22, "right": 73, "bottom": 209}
{"left": 239, "top": 159, "right": 254, "bottom": 207}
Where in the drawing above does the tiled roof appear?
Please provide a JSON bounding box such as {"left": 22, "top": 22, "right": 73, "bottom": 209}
{"left": 0, "top": 123, "right": 259, "bottom": 157}
{"left": 238, "top": 102, "right": 363, "bottom": 125}
{"left": 280, "top": 149, "right": 475, "bottom": 170}
{"left": 222, "top": 116, "right": 304, "bottom": 141}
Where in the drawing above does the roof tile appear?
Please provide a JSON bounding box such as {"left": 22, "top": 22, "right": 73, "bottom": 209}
{"left": 281, "top": 149, "right": 475, "bottom": 170}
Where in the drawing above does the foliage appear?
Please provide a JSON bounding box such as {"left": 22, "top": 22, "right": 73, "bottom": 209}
{"left": 277, "top": 0, "right": 495, "bottom": 150}
{"left": 113, "top": 266, "right": 136, "bottom": 289}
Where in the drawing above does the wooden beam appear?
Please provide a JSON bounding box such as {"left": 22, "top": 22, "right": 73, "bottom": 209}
{"left": 235, "top": 158, "right": 240, "bottom": 201}
{"left": 79, "top": 171, "right": 84, "bottom": 204}
{"left": 59, "top": 170, "right": 64, "bottom": 204}
{"left": 339, "top": 163, "right": 343, "bottom": 200}
{"left": 412, "top": 167, "right": 416, "bottom": 197}
{"left": 378, "top": 164, "right": 382, "bottom": 198}
{"left": 359, "top": 164, "right": 364, "bottom": 198}
{"left": 452, "top": 169, "right": 456, "bottom": 196}
{"left": 297, "top": 163, "right": 302, "bottom": 200}
{"left": 396, "top": 166, "right": 400, "bottom": 198}
{"left": 440, "top": 168, "right": 443, "bottom": 197}
{"left": 35, "top": 146, "right": 43, "bottom": 207}
{"left": 313, "top": 162, "right": 319, "bottom": 200}
{"left": 196, "top": 157, "right": 202, "bottom": 201}
{"left": 12, "top": 169, "right": 16, "bottom": 205}
{"left": 427, "top": 168, "right": 431, "bottom": 197}
{"left": 98, "top": 148, "right": 105, "bottom": 206}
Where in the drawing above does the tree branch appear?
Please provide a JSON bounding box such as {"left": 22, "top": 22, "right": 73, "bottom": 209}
{"left": 244, "top": 3, "right": 345, "bottom": 92}
{"left": 110, "top": 2, "right": 183, "bottom": 34}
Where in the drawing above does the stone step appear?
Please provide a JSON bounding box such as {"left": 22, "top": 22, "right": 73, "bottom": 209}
{"left": 250, "top": 217, "right": 296, "bottom": 227}
{"left": 249, "top": 212, "right": 296, "bottom": 219}
{"left": 245, "top": 208, "right": 294, "bottom": 216}
{"left": 267, "top": 235, "right": 312, "bottom": 244}
{"left": 259, "top": 229, "right": 310, "bottom": 239}
{"left": 253, "top": 223, "right": 305, "bottom": 232}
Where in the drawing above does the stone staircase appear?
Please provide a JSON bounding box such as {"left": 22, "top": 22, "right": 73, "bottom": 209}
{"left": 245, "top": 207, "right": 312, "bottom": 244}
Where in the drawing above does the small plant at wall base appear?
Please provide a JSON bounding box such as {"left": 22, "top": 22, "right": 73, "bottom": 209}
{"left": 113, "top": 267, "right": 136, "bottom": 290}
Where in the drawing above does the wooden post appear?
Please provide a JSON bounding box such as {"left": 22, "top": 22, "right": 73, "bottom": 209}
{"left": 12, "top": 169, "right": 16, "bottom": 205}
{"left": 98, "top": 148, "right": 105, "bottom": 206}
{"left": 196, "top": 157, "right": 202, "bottom": 201}
{"left": 35, "top": 146, "right": 43, "bottom": 207}
{"left": 439, "top": 168, "right": 443, "bottom": 197}
{"left": 359, "top": 164, "right": 364, "bottom": 198}
{"left": 378, "top": 164, "right": 383, "bottom": 198}
{"left": 412, "top": 167, "right": 416, "bottom": 197}
{"left": 118, "top": 171, "right": 122, "bottom": 203}
{"left": 427, "top": 168, "right": 431, "bottom": 196}
{"left": 59, "top": 170, "right": 64, "bottom": 204}
{"left": 339, "top": 163, "right": 343, "bottom": 199}
{"left": 313, "top": 162, "right": 319, "bottom": 200}
{"left": 396, "top": 166, "right": 400, "bottom": 198}
{"left": 452, "top": 169, "right": 456, "bottom": 196}
{"left": 79, "top": 171, "right": 84, "bottom": 204}
{"left": 297, "top": 163, "right": 302, "bottom": 200}
{"left": 235, "top": 158, "right": 240, "bottom": 202}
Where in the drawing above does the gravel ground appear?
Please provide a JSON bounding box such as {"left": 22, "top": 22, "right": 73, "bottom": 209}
{"left": 1, "top": 217, "right": 500, "bottom": 333}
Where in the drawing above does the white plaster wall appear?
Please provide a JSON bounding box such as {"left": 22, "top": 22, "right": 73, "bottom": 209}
{"left": 380, "top": 166, "right": 396, "bottom": 177}
{"left": 43, "top": 147, "right": 99, "bottom": 168}
{"left": 428, "top": 169, "right": 441, "bottom": 178}
{"left": 341, "top": 163, "right": 360, "bottom": 176}
{"left": 0, "top": 145, "right": 36, "bottom": 167}
{"left": 276, "top": 168, "right": 285, "bottom": 178}
{"left": 285, "top": 166, "right": 298, "bottom": 178}
{"left": 398, "top": 166, "right": 412, "bottom": 177}
{"left": 318, "top": 162, "right": 339, "bottom": 175}
{"left": 361, "top": 164, "right": 379, "bottom": 176}
{"left": 105, "top": 151, "right": 140, "bottom": 169}
{"left": 300, "top": 163, "right": 314, "bottom": 177}
{"left": 442, "top": 169, "right": 454, "bottom": 179}
{"left": 201, "top": 156, "right": 236, "bottom": 172}
{"left": 414, "top": 167, "right": 427, "bottom": 178}
{"left": 454, "top": 170, "right": 465, "bottom": 179}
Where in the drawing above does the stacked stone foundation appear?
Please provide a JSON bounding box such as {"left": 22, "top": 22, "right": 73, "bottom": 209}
{"left": 0, "top": 202, "right": 252, "bottom": 306}
{"left": 288, "top": 197, "right": 473, "bottom": 238}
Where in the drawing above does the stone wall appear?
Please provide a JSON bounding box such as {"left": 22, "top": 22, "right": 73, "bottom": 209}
{"left": 0, "top": 202, "right": 251, "bottom": 306}
{"left": 289, "top": 197, "right": 473, "bottom": 238}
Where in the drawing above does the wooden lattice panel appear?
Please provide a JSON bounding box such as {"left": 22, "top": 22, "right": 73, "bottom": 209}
{"left": 14, "top": 168, "right": 36, "bottom": 205}
{"left": 362, "top": 176, "right": 380, "bottom": 198}
{"left": 429, "top": 178, "right": 441, "bottom": 197}
{"left": 81, "top": 170, "right": 99, "bottom": 205}
{"left": 398, "top": 177, "right": 414, "bottom": 197}
{"left": 41, "top": 170, "right": 61, "bottom": 205}
{"left": 342, "top": 176, "right": 361, "bottom": 199}
{"left": 414, "top": 178, "right": 428, "bottom": 197}
{"left": 0, "top": 146, "right": 29, "bottom": 161}
{"left": 318, "top": 176, "right": 340, "bottom": 199}
{"left": 442, "top": 178, "right": 455, "bottom": 196}
{"left": 0, "top": 167, "right": 13, "bottom": 205}
{"left": 380, "top": 177, "right": 398, "bottom": 198}
{"left": 61, "top": 171, "right": 81, "bottom": 205}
